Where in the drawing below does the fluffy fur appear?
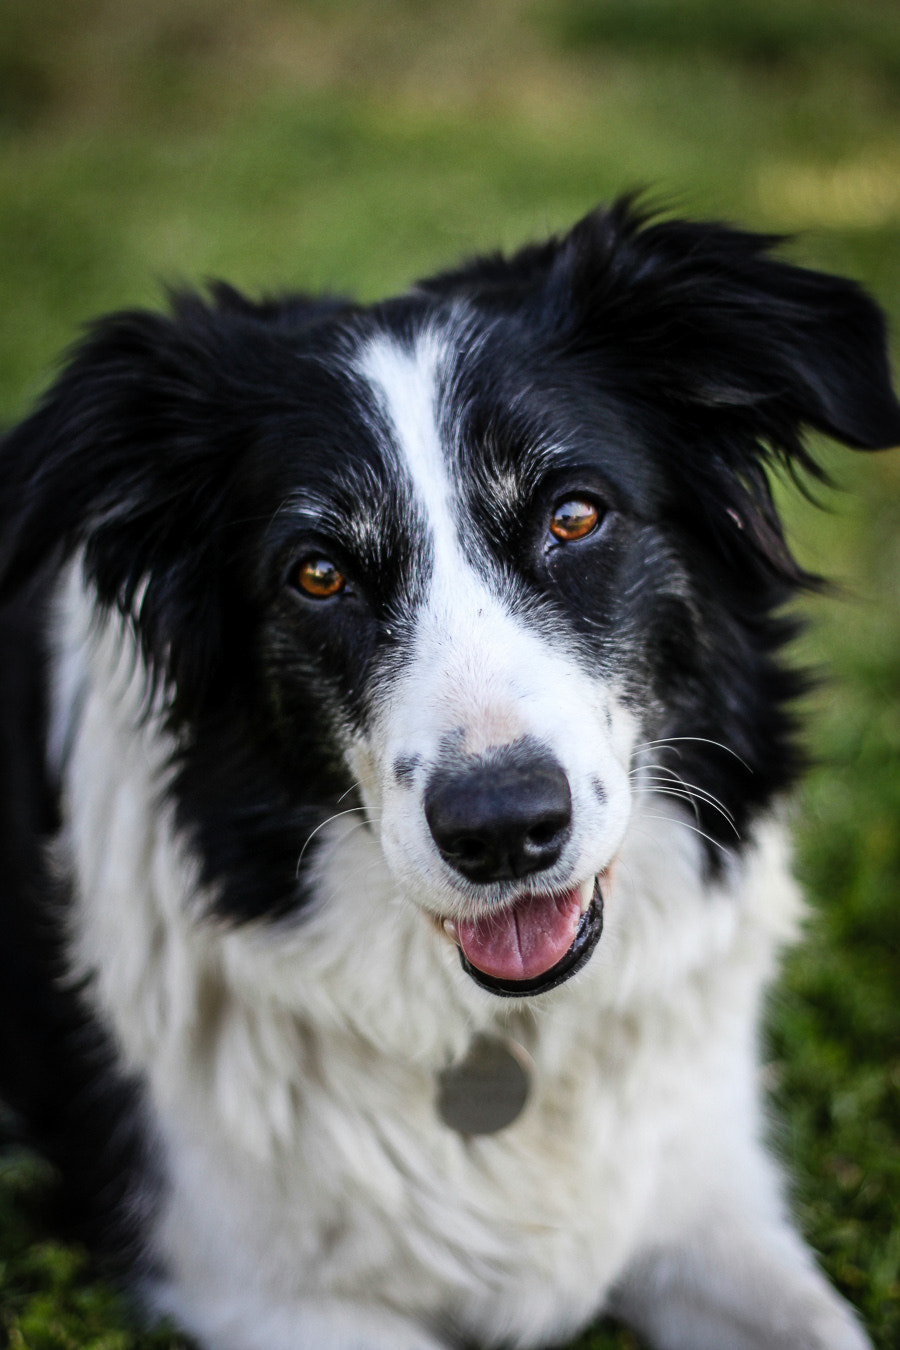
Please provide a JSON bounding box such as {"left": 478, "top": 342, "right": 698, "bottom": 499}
{"left": 1, "top": 202, "right": 898, "bottom": 1350}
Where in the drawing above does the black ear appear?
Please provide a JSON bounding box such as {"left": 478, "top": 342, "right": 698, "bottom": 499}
{"left": 0, "top": 295, "right": 250, "bottom": 709}
{"left": 548, "top": 201, "right": 900, "bottom": 454}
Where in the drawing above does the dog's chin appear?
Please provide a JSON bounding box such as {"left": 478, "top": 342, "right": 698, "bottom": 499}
{"left": 444, "top": 877, "right": 605, "bottom": 999}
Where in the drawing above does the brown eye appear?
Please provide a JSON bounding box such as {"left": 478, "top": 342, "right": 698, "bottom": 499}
{"left": 549, "top": 498, "right": 600, "bottom": 542}
{"left": 295, "top": 557, "right": 346, "bottom": 599}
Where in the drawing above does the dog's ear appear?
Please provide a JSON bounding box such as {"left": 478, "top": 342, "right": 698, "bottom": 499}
{"left": 548, "top": 201, "right": 900, "bottom": 454}
{"left": 539, "top": 203, "right": 900, "bottom": 584}
{"left": 0, "top": 296, "right": 251, "bottom": 709}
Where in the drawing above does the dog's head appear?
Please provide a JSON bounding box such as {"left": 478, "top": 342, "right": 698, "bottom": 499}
{"left": 3, "top": 203, "right": 898, "bottom": 999}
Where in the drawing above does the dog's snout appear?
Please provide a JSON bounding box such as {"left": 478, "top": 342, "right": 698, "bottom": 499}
{"left": 424, "top": 745, "right": 572, "bottom": 882}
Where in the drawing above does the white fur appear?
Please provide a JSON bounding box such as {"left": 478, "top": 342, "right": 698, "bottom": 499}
{"left": 50, "top": 326, "right": 872, "bottom": 1350}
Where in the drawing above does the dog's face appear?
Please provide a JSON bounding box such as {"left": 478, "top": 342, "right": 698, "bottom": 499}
{"left": 260, "top": 320, "right": 645, "bottom": 994}
{"left": 3, "top": 204, "right": 899, "bottom": 1000}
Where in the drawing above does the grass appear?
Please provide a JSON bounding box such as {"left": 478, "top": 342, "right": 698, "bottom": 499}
{"left": 0, "top": 2, "right": 898, "bottom": 1347}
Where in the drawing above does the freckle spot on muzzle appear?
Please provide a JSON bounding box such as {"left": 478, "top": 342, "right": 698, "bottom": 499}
{"left": 393, "top": 754, "right": 421, "bottom": 787}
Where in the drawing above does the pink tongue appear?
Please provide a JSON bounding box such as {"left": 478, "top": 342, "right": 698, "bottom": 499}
{"left": 456, "top": 889, "right": 582, "bottom": 982}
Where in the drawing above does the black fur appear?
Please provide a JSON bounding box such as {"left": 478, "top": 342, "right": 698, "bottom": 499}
{"left": 0, "top": 585, "right": 160, "bottom": 1267}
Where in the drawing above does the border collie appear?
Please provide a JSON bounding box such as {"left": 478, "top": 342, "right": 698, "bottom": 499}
{"left": 1, "top": 202, "right": 898, "bottom": 1350}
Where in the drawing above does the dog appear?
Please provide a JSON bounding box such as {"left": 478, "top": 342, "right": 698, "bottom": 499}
{"left": 1, "top": 201, "right": 898, "bottom": 1350}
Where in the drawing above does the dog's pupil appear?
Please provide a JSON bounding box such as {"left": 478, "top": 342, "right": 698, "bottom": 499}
{"left": 550, "top": 499, "right": 598, "bottom": 542}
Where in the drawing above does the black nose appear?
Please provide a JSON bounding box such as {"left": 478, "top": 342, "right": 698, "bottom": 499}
{"left": 424, "top": 742, "right": 572, "bottom": 883}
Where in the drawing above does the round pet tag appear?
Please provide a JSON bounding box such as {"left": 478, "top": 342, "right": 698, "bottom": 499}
{"left": 436, "top": 1033, "right": 532, "bottom": 1135}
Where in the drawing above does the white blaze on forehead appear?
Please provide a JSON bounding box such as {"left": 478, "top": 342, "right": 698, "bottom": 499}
{"left": 355, "top": 327, "right": 463, "bottom": 581}
{"left": 354, "top": 328, "right": 538, "bottom": 757}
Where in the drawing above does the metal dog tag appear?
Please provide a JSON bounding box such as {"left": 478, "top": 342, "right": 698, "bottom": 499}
{"left": 436, "top": 1034, "right": 532, "bottom": 1135}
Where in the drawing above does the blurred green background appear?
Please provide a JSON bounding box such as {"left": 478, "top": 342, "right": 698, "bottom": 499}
{"left": 1, "top": 2, "right": 898, "bottom": 1348}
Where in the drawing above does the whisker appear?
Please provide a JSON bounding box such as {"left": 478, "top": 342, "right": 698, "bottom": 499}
{"left": 631, "top": 754, "right": 739, "bottom": 828}
{"left": 633, "top": 811, "right": 731, "bottom": 855}
{"left": 629, "top": 760, "right": 682, "bottom": 777}
{"left": 639, "top": 785, "right": 741, "bottom": 839}
{"left": 634, "top": 777, "right": 739, "bottom": 826}
{"left": 634, "top": 770, "right": 737, "bottom": 830}
{"left": 295, "top": 807, "right": 371, "bottom": 876}
{"left": 637, "top": 783, "right": 704, "bottom": 826}
{"left": 635, "top": 736, "right": 752, "bottom": 773}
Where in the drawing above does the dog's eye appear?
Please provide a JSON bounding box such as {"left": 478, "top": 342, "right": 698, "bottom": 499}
{"left": 549, "top": 498, "right": 600, "bottom": 543}
{"left": 294, "top": 557, "right": 346, "bottom": 599}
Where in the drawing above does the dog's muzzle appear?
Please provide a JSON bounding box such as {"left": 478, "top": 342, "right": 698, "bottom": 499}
{"left": 425, "top": 740, "right": 605, "bottom": 996}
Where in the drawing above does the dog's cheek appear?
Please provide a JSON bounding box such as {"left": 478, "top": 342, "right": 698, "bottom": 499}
{"left": 562, "top": 529, "right": 703, "bottom": 732}
{"left": 260, "top": 604, "right": 383, "bottom": 750}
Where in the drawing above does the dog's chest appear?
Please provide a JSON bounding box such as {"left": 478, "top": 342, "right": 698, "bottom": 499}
{"left": 151, "top": 998, "right": 672, "bottom": 1344}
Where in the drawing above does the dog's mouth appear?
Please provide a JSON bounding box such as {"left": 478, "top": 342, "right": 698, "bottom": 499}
{"left": 445, "top": 876, "right": 604, "bottom": 998}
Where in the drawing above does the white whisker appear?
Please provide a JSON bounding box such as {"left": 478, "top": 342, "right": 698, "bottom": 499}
{"left": 295, "top": 807, "right": 371, "bottom": 876}
{"left": 633, "top": 811, "right": 731, "bottom": 855}
{"left": 635, "top": 736, "right": 751, "bottom": 772}
{"left": 634, "top": 770, "right": 738, "bottom": 832}
{"left": 639, "top": 786, "right": 741, "bottom": 839}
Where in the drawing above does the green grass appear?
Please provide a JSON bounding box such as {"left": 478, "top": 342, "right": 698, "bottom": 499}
{"left": 1, "top": 3, "right": 899, "bottom": 1347}
{"left": 549, "top": 0, "right": 900, "bottom": 80}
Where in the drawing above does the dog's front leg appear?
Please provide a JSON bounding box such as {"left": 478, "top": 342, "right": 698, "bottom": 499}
{"left": 609, "top": 1212, "right": 871, "bottom": 1350}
